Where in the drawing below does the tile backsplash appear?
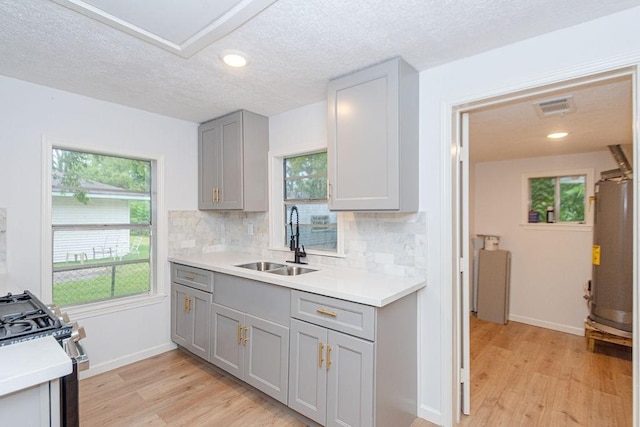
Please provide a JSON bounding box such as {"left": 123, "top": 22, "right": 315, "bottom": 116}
{"left": 168, "top": 210, "right": 426, "bottom": 278}
{"left": 0, "top": 208, "right": 6, "bottom": 273}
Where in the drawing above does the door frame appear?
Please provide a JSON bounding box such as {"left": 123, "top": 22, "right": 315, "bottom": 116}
{"left": 443, "top": 62, "right": 639, "bottom": 426}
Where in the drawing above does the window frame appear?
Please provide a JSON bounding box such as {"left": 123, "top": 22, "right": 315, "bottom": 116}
{"left": 269, "top": 147, "right": 344, "bottom": 257}
{"left": 520, "top": 168, "right": 594, "bottom": 231}
{"left": 41, "top": 135, "right": 167, "bottom": 319}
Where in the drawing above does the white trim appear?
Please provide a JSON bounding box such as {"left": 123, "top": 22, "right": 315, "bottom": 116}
{"left": 63, "top": 293, "right": 167, "bottom": 320}
{"left": 520, "top": 224, "right": 593, "bottom": 232}
{"left": 50, "top": 0, "right": 277, "bottom": 59}
{"left": 41, "top": 135, "right": 167, "bottom": 311}
{"left": 78, "top": 342, "right": 176, "bottom": 380}
{"left": 443, "top": 55, "right": 640, "bottom": 427}
{"left": 508, "top": 314, "right": 584, "bottom": 336}
{"left": 520, "top": 168, "right": 594, "bottom": 226}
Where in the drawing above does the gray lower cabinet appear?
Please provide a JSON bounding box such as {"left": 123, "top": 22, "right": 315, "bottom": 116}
{"left": 171, "top": 283, "right": 212, "bottom": 360}
{"left": 210, "top": 273, "right": 290, "bottom": 404}
{"left": 289, "top": 289, "right": 417, "bottom": 427}
{"left": 171, "top": 264, "right": 214, "bottom": 360}
{"left": 289, "top": 318, "right": 374, "bottom": 427}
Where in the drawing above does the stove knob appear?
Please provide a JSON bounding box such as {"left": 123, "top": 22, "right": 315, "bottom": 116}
{"left": 71, "top": 322, "right": 86, "bottom": 342}
{"left": 59, "top": 312, "right": 71, "bottom": 324}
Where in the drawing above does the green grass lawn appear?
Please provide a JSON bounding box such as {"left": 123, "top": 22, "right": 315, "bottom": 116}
{"left": 53, "top": 262, "right": 150, "bottom": 306}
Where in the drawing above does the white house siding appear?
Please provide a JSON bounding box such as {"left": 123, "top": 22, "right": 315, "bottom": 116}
{"left": 52, "top": 196, "right": 131, "bottom": 263}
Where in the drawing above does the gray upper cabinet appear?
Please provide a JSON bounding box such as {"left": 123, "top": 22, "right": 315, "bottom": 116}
{"left": 327, "top": 57, "right": 418, "bottom": 211}
{"left": 198, "top": 110, "right": 268, "bottom": 211}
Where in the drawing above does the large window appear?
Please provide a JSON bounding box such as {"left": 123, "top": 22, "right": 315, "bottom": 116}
{"left": 283, "top": 152, "right": 337, "bottom": 252}
{"left": 51, "top": 148, "right": 154, "bottom": 306}
{"left": 522, "top": 169, "right": 594, "bottom": 226}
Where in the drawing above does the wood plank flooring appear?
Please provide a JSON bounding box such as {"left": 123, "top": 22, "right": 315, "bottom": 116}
{"left": 459, "top": 315, "right": 632, "bottom": 427}
{"left": 79, "top": 316, "right": 631, "bottom": 426}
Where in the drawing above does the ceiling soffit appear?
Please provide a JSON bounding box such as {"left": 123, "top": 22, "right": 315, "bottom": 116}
{"left": 50, "top": 0, "right": 278, "bottom": 58}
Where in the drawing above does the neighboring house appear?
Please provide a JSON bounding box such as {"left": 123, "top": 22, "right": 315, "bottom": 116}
{"left": 52, "top": 178, "right": 148, "bottom": 263}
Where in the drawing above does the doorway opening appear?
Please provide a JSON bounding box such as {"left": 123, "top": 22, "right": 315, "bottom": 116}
{"left": 452, "top": 67, "right": 637, "bottom": 425}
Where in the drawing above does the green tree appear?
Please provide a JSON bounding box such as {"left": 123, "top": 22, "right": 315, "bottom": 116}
{"left": 52, "top": 149, "right": 150, "bottom": 204}
{"left": 530, "top": 177, "right": 555, "bottom": 220}
{"left": 285, "top": 152, "right": 327, "bottom": 200}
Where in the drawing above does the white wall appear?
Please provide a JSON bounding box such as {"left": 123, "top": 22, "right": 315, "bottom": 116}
{"left": 418, "top": 7, "right": 640, "bottom": 425}
{"left": 474, "top": 151, "right": 617, "bottom": 334}
{"left": 1, "top": 4, "right": 639, "bottom": 424}
{"left": 0, "top": 75, "right": 197, "bottom": 373}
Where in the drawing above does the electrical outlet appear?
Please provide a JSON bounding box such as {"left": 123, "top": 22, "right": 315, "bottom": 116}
{"left": 247, "top": 224, "right": 254, "bottom": 235}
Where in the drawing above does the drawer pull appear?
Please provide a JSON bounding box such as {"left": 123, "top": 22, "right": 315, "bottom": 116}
{"left": 316, "top": 308, "right": 337, "bottom": 317}
{"left": 318, "top": 342, "right": 324, "bottom": 367}
{"left": 183, "top": 274, "right": 195, "bottom": 281}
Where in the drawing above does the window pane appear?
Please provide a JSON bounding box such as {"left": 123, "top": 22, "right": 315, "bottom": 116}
{"left": 529, "top": 177, "right": 555, "bottom": 220}
{"left": 559, "top": 175, "right": 585, "bottom": 222}
{"left": 285, "top": 204, "right": 337, "bottom": 251}
{"left": 52, "top": 148, "right": 152, "bottom": 306}
{"left": 284, "top": 152, "right": 327, "bottom": 200}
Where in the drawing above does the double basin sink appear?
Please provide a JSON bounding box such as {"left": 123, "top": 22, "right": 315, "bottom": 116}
{"left": 236, "top": 261, "right": 317, "bottom": 276}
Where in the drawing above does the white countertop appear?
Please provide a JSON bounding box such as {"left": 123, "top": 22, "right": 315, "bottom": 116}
{"left": 169, "top": 252, "right": 425, "bottom": 307}
{"left": 0, "top": 336, "right": 72, "bottom": 397}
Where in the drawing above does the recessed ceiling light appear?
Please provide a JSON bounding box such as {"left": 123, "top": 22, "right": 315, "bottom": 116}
{"left": 221, "top": 52, "right": 248, "bottom": 68}
{"left": 547, "top": 132, "right": 569, "bottom": 139}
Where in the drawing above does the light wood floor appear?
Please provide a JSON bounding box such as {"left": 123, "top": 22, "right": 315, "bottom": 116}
{"left": 458, "top": 315, "right": 632, "bottom": 427}
{"left": 80, "top": 316, "right": 631, "bottom": 426}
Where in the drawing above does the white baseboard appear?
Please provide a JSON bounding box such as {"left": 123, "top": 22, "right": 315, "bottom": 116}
{"left": 508, "top": 314, "right": 584, "bottom": 336}
{"left": 419, "top": 403, "right": 443, "bottom": 426}
{"left": 78, "top": 341, "right": 177, "bottom": 380}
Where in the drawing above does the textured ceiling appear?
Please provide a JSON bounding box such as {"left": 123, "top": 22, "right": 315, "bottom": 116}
{"left": 2, "top": 0, "right": 640, "bottom": 125}
{"left": 0, "top": 0, "right": 640, "bottom": 159}
{"left": 469, "top": 75, "right": 633, "bottom": 162}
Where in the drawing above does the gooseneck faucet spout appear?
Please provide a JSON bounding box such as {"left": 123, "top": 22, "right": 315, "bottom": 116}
{"left": 288, "top": 206, "right": 307, "bottom": 264}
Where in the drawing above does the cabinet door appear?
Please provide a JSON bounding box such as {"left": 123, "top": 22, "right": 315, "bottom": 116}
{"left": 171, "top": 283, "right": 191, "bottom": 348}
{"left": 243, "top": 314, "right": 289, "bottom": 404}
{"left": 288, "top": 319, "right": 327, "bottom": 425}
{"left": 217, "top": 111, "right": 243, "bottom": 210}
{"left": 190, "top": 287, "right": 212, "bottom": 360}
{"left": 210, "top": 303, "right": 243, "bottom": 378}
{"left": 328, "top": 59, "right": 399, "bottom": 211}
{"left": 326, "top": 330, "right": 374, "bottom": 427}
{"left": 198, "top": 119, "right": 221, "bottom": 209}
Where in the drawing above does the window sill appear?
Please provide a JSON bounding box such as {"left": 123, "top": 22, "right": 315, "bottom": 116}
{"left": 268, "top": 246, "right": 347, "bottom": 259}
{"left": 62, "top": 293, "right": 167, "bottom": 321}
{"left": 520, "top": 223, "right": 593, "bottom": 232}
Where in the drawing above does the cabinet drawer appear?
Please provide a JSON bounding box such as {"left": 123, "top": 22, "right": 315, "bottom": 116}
{"left": 172, "top": 264, "right": 214, "bottom": 293}
{"left": 291, "top": 290, "right": 375, "bottom": 341}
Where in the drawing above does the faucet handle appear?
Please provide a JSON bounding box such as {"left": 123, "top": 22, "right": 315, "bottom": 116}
{"left": 300, "top": 245, "right": 307, "bottom": 257}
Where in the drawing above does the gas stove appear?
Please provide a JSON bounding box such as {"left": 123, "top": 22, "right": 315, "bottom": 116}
{"left": 0, "top": 290, "right": 72, "bottom": 346}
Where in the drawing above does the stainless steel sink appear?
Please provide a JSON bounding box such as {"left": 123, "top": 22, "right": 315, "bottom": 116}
{"left": 235, "top": 261, "right": 317, "bottom": 276}
{"left": 235, "top": 261, "right": 286, "bottom": 272}
{"left": 268, "top": 266, "right": 317, "bottom": 276}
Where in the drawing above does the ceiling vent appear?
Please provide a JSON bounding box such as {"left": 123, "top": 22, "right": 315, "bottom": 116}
{"left": 533, "top": 95, "right": 576, "bottom": 118}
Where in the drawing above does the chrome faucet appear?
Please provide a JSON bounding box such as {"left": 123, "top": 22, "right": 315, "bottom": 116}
{"left": 287, "top": 205, "right": 307, "bottom": 264}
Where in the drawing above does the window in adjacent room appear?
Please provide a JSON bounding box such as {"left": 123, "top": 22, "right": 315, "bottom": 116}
{"left": 51, "top": 148, "right": 155, "bottom": 306}
{"left": 522, "top": 169, "right": 594, "bottom": 226}
{"left": 281, "top": 151, "right": 338, "bottom": 253}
